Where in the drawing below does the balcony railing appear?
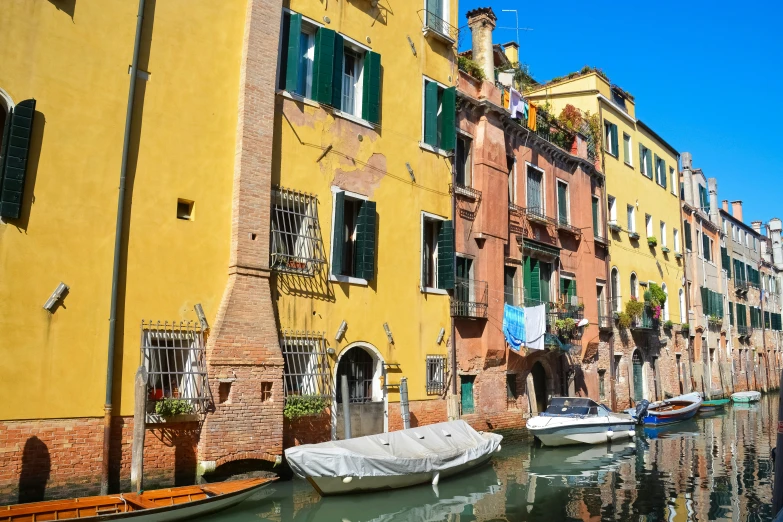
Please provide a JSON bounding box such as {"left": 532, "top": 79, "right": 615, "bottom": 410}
{"left": 594, "top": 232, "right": 610, "bottom": 246}
{"left": 737, "top": 325, "right": 752, "bottom": 337}
{"left": 451, "top": 278, "right": 488, "bottom": 319}
{"left": 735, "top": 279, "right": 749, "bottom": 293}
{"left": 598, "top": 313, "right": 613, "bottom": 330}
{"left": 450, "top": 183, "right": 481, "bottom": 200}
{"left": 631, "top": 305, "right": 656, "bottom": 330}
{"left": 419, "top": 10, "right": 458, "bottom": 43}
{"left": 557, "top": 217, "right": 581, "bottom": 236}
{"left": 524, "top": 206, "right": 557, "bottom": 226}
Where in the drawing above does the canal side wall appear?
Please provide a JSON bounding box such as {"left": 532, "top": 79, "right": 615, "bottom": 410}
{"left": 0, "top": 417, "right": 199, "bottom": 505}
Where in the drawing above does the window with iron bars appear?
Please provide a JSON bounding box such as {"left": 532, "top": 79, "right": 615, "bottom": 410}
{"left": 141, "top": 321, "right": 210, "bottom": 414}
{"left": 270, "top": 187, "right": 326, "bottom": 276}
{"left": 280, "top": 330, "right": 332, "bottom": 399}
{"left": 426, "top": 355, "right": 446, "bottom": 394}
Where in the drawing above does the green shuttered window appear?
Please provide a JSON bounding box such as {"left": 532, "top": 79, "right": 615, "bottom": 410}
{"left": 437, "top": 220, "right": 454, "bottom": 290}
{"left": 331, "top": 191, "right": 377, "bottom": 281}
{"left": 684, "top": 221, "right": 692, "bottom": 251}
{"left": 0, "top": 99, "right": 36, "bottom": 219}
{"left": 312, "top": 28, "right": 335, "bottom": 104}
{"left": 423, "top": 80, "right": 456, "bottom": 151}
{"left": 361, "top": 52, "right": 381, "bottom": 124}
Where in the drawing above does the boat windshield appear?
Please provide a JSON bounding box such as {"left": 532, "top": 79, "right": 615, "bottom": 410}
{"left": 543, "top": 397, "right": 600, "bottom": 416}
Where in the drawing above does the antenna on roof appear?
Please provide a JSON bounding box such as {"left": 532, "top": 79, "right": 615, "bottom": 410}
{"left": 500, "top": 10, "right": 533, "bottom": 48}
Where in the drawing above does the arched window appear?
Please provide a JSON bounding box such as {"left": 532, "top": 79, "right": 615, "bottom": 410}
{"left": 630, "top": 273, "right": 638, "bottom": 299}
{"left": 679, "top": 289, "right": 686, "bottom": 323}
{"left": 611, "top": 267, "right": 620, "bottom": 312}
{"left": 662, "top": 283, "right": 669, "bottom": 321}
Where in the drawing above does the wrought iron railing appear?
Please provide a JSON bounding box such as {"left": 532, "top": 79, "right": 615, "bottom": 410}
{"left": 450, "top": 183, "right": 481, "bottom": 200}
{"left": 508, "top": 202, "right": 525, "bottom": 217}
{"left": 280, "top": 329, "right": 333, "bottom": 399}
{"left": 524, "top": 206, "right": 556, "bottom": 226}
{"left": 270, "top": 187, "right": 326, "bottom": 276}
{"left": 610, "top": 295, "right": 624, "bottom": 315}
{"left": 737, "top": 325, "right": 752, "bottom": 337}
{"left": 735, "top": 278, "right": 749, "bottom": 292}
{"left": 514, "top": 109, "right": 577, "bottom": 154}
{"left": 557, "top": 216, "right": 581, "bottom": 236}
{"left": 418, "top": 10, "right": 459, "bottom": 42}
{"left": 631, "top": 305, "right": 655, "bottom": 330}
{"left": 598, "top": 313, "right": 613, "bottom": 330}
{"left": 452, "top": 277, "right": 489, "bottom": 319}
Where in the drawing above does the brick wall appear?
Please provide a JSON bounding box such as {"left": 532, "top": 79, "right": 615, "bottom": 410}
{"left": 0, "top": 417, "right": 199, "bottom": 504}
{"left": 283, "top": 411, "right": 331, "bottom": 448}
{"left": 387, "top": 399, "right": 448, "bottom": 432}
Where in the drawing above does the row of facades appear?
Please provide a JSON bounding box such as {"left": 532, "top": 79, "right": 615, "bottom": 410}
{"left": 0, "top": 0, "right": 780, "bottom": 502}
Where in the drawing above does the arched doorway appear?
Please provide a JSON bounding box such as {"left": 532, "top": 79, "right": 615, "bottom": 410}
{"left": 334, "top": 344, "right": 385, "bottom": 439}
{"left": 632, "top": 350, "right": 644, "bottom": 402}
{"left": 531, "top": 362, "right": 547, "bottom": 413}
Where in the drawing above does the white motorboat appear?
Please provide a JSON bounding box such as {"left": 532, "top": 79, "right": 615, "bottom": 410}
{"left": 284, "top": 420, "right": 502, "bottom": 496}
{"left": 732, "top": 391, "right": 761, "bottom": 403}
{"left": 526, "top": 397, "right": 637, "bottom": 447}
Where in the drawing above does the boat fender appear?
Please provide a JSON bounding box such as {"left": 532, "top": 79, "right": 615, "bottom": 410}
{"left": 628, "top": 430, "right": 636, "bottom": 438}
{"left": 496, "top": 445, "right": 501, "bottom": 452}
{"left": 342, "top": 476, "right": 353, "bottom": 484}
{"left": 432, "top": 472, "right": 440, "bottom": 486}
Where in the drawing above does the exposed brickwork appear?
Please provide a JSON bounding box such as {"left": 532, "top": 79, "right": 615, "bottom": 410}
{"left": 0, "top": 417, "right": 199, "bottom": 504}
{"left": 283, "top": 411, "right": 331, "bottom": 448}
{"left": 387, "top": 399, "right": 448, "bottom": 432}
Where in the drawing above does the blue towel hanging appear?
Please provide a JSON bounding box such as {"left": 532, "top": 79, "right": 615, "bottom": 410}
{"left": 503, "top": 303, "right": 526, "bottom": 350}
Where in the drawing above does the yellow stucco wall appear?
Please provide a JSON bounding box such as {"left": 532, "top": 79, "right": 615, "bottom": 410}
{"left": 274, "top": 0, "right": 456, "bottom": 403}
{"left": 527, "top": 73, "right": 684, "bottom": 322}
{"left": 0, "top": 0, "right": 245, "bottom": 419}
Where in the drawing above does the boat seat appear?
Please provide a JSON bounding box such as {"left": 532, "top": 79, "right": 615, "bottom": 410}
{"left": 122, "top": 493, "right": 159, "bottom": 510}
{"left": 95, "top": 505, "right": 122, "bottom": 514}
{"left": 200, "top": 485, "right": 224, "bottom": 497}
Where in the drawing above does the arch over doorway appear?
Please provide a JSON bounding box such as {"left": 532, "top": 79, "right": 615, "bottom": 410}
{"left": 531, "top": 362, "right": 548, "bottom": 413}
{"left": 332, "top": 342, "right": 386, "bottom": 439}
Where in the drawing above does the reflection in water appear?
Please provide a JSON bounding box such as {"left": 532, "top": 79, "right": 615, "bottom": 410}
{"left": 201, "top": 394, "right": 777, "bottom": 521}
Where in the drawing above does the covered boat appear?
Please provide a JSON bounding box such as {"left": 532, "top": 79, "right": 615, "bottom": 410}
{"left": 641, "top": 392, "right": 702, "bottom": 425}
{"left": 700, "top": 398, "right": 730, "bottom": 411}
{"left": 732, "top": 391, "right": 761, "bottom": 403}
{"left": 284, "top": 420, "right": 502, "bottom": 496}
{"left": 0, "top": 477, "right": 276, "bottom": 522}
{"left": 526, "top": 397, "right": 637, "bottom": 447}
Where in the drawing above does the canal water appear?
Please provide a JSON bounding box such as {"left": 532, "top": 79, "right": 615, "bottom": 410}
{"left": 202, "top": 394, "right": 778, "bottom": 521}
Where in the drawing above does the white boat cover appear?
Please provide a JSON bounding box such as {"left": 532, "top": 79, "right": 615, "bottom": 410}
{"left": 285, "top": 420, "right": 502, "bottom": 479}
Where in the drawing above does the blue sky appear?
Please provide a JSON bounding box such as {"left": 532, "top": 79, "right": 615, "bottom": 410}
{"left": 457, "top": 0, "right": 782, "bottom": 225}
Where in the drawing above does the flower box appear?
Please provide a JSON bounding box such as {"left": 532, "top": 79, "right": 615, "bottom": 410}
{"left": 628, "top": 231, "right": 640, "bottom": 240}
{"left": 661, "top": 246, "right": 670, "bottom": 253}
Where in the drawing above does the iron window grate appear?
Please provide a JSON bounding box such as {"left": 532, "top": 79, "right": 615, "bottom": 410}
{"left": 426, "top": 355, "right": 446, "bottom": 395}
{"left": 271, "top": 187, "right": 326, "bottom": 276}
{"left": 141, "top": 320, "right": 211, "bottom": 414}
{"left": 280, "top": 329, "right": 332, "bottom": 399}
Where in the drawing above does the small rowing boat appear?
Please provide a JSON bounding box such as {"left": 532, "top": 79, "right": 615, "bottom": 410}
{"left": 641, "top": 392, "right": 702, "bottom": 426}
{"left": 700, "top": 398, "right": 730, "bottom": 412}
{"left": 0, "top": 477, "right": 276, "bottom": 521}
{"left": 731, "top": 391, "right": 761, "bottom": 403}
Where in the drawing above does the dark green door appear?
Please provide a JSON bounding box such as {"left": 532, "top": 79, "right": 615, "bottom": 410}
{"left": 557, "top": 182, "right": 568, "bottom": 225}
{"left": 531, "top": 362, "right": 547, "bottom": 413}
{"left": 632, "top": 351, "right": 644, "bottom": 402}
{"left": 461, "top": 376, "right": 475, "bottom": 414}
{"left": 524, "top": 256, "right": 540, "bottom": 303}
{"left": 540, "top": 262, "right": 551, "bottom": 304}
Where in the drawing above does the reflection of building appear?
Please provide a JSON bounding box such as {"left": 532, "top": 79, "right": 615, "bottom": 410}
{"left": 453, "top": 7, "right": 608, "bottom": 430}
{"left": 274, "top": 0, "right": 457, "bottom": 446}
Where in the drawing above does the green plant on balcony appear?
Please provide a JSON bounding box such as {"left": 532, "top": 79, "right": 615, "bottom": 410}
{"left": 555, "top": 317, "right": 576, "bottom": 339}
{"left": 664, "top": 320, "right": 674, "bottom": 329}
{"left": 154, "top": 398, "right": 194, "bottom": 418}
{"left": 625, "top": 297, "right": 644, "bottom": 321}
{"left": 458, "top": 56, "right": 486, "bottom": 82}
{"left": 709, "top": 315, "right": 723, "bottom": 327}
{"left": 681, "top": 323, "right": 690, "bottom": 334}
{"left": 284, "top": 395, "right": 329, "bottom": 420}
{"left": 617, "top": 311, "right": 631, "bottom": 329}
{"left": 647, "top": 236, "right": 658, "bottom": 247}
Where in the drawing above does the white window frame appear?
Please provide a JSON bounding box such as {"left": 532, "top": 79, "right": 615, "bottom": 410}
{"left": 732, "top": 224, "right": 736, "bottom": 242}
{"left": 655, "top": 158, "right": 664, "bottom": 186}
{"left": 627, "top": 204, "right": 636, "bottom": 233}
{"left": 508, "top": 156, "right": 517, "bottom": 205}
{"left": 329, "top": 186, "right": 369, "bottom": 286}
{"left": 662, "top": 283, "right": 669, "bottom": 321}
{"left": 525, "top": 162, "right": 546, "bottom": 214}
{"left": 660, "top": 221, "right": 667, "bottom": 247}
{"left": 674, "top": 228, "right": 680, "bottom": 253}
{"left": 640, "top": 147, "right": 649, "bottom": 176}
{"left": 604, "top": 121, "right": 617, "bottom": 157}
{"left": 420, "top": 211, "right": 448, "bottom": 295}
{"left": 608, "top": 195, "right": 617, "bottom": 224}
{"left": 630, "top": 272, "right": 639, "bottom": 299}
{"left": 455, "top": 133, "right": 473, "bottom": 188}
{"left": 556, "top": 179, "right": 570, "bottom": 225}
{"left": 339, "top": 42, "right": 365, "bottom": 119}
{"left": 745, "top": 233, "right": 750, "bottom": 248}
{"left": 679, "top": 289, "right": 686, "bottom": 323}
{"left": 645, "top": 214, "right": 653, "bottom": 238}
{"left": 423, "top": 0, "right": 450, "bottom": 36}
{"left": 623, "top": 133, "right": 632, "bottom": 166}
{"left": 722, "top": 219, "right": 728, "bottom": 235}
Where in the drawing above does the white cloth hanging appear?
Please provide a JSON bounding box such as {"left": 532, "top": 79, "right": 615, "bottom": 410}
{"left": 523, "top": 304, "right": 546, "bottom": 350}
{"left": 508, "top": 87, "right": 524, "bottom": 120}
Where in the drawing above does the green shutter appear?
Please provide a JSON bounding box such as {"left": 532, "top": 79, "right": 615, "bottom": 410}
{"left": 702, "top": 233, "right": 710, "bottom": 262}
{"left": 729, "top": 302, "right": 734, "bottom": 326}
{"left": 312, "top": 28, "right": 335, "bottom": 104}
{"left": 645, "top": 150, "right": 653, "bottom": 180}
{"left": 331, "top": 33, "right": 344, "bottom": 109}
{"left": 701, "top": 287, "right": 709, "bottom": 316}
{"left": 361, "top": 51, "right": 381, "bottom": 124}
{"left": 766, "top": 311, "right": 771, "bottom": 329}
{"left": 684, "top": 221, "right": 692, "bottom": 250}
{"left": 638, "top": 143, "right": 644, "bottom": 174}
{"left": 0, "top": 100, "right": 36, "bottom": 219}
{"left": 592, "top": 197, "right": 599, "bottom": 236}
{"left": 331, "top": 191, "right": 345, "bottom": 275}
{"left": 654, "top": 154, "right": 660, "bottom": 183}
{"left": 610, "top": 123, "right": 618, "bottom": 156}
{"left": 423, "top": 81, "right": 439, "bottom": 147}
{"left": 557, "top": 182, "right": 568, "bottom": 224}
{"left": 437, "top": 220, "right": 454, "bottom": 290}
{"left": 524, "top": 257, "right": 541, "bottom": 302}
{"left": 661, "top": 161, "right": 667, "bottom": 189}
{"left": 355, "top": 200, "right": 376, "bottom": 280}
{"left": 284, "top": 13, "right": 302, "bottom": 93}
{"left": 440, "top": 86, "right": 456, "bottom": 151}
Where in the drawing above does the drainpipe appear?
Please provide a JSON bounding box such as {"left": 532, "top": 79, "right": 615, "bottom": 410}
{"left": 450, "top": 116, "right": 457, "bottom": 400}
{"left": 101, "top": 0, "right": 146, "bottom": 495}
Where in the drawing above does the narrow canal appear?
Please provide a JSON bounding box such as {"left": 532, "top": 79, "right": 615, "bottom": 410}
{"left": 203, "top": 394, "right": 777, "bottom": 521}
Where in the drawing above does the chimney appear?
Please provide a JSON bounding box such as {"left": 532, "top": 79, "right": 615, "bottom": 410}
{"left": 722, "top": 200, "right": 729, "bottom": 212}
{"left": 708, "top": 178, "right": 719, "bottom": 226}
{"left": 731, "top": 200, "right": 743, "bottom": 223}
{"left": 681, "top": 152, "right": 694, "bottom": 205}
{"left": 752, "top": 221, "right": 762, "bottom": 234}
{"left": 503, "top": 41, "right": 519, "bottom": 65}
{"left": 467, "top": 7, "right": 497, "bottom": 83}
{"left": 770, "top": 218, "right": 783, "bottom": 268}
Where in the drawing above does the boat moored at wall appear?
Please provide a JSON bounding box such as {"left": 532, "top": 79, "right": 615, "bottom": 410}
{"left": 526, "top": 397, "right": 637, "bottom": 447}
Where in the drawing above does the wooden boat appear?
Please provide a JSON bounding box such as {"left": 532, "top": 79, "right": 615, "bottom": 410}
{"left": 0, "top": 477, "right": 276, "bottom": 521}
{"left": 641, "top": 392, "right": 702, "bottom": 426}
{"left": 731, "top": 391, "right": 761, "bottom": 403}
{"left": 700, "top": 398, "right": 730, "bottom": 411}
{"left": 285, "top": 420, "right": 502, "bottom": 496}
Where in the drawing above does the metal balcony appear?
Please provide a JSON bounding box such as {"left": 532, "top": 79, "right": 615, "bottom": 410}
{"left": 631, "top": 305, "right": 656, "bottom": 330}
{"left": 557, "top": 217, "right": 581, "bottom": 236}
{"left": 451, "top": 278, "right": 488, "bottom": 319}
{"left": 737, "top": 325, "right": 752, "bottom": 337}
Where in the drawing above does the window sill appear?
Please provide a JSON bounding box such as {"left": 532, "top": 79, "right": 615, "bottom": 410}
{"left": 624, "top": 161, "right": 634, "bottom": 169}
{"left": 330, "top": 274, "right": 369, "bottom": 286}
{"left": 420, "top": 142, "right": 452, "bottom": 157}
{"left": 277, "top": 89, "right": 320, "bottom": 108}
{"left": 331, "top": 108, "right": 376, "bottom": 130}
{"left": 422, "top": 287, "right": 449, "bottom": 295}
{"left": 605, "top": 150, "right": 618, "bottom": 159}
{"left": 422, "top": 26, "right": 456, "bottom": 46}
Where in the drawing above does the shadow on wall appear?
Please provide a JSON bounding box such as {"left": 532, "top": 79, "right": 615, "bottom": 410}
{"left": 18, "top": 436, "right": 50, "bottom": 503}
{"left": 47, "top": 0, "right": 76, "bottom": 20}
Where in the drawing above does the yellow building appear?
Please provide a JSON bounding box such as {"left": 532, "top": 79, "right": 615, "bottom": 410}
{"left": 527, "top": 71, "right": 685, "bottom": 405}
{"left": 273, "top": 0, "right": 457, "bottom": 440}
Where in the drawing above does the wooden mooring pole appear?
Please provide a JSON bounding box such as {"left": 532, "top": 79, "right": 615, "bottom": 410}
{"left": 130, "top": 366, "right": 148, "bottom": 493}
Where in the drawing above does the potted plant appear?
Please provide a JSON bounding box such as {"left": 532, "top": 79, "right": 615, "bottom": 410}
{"left": 647, "top": 236, "right": 658, "bottom": 247}
{"left": 675, "top": 252, "right": 683, "bottom": 260}
{"left": 628, "top": 231, "right": 640, "bottom": 240}
{"left": 664, "top": 319, "right": 674, "bottom": 329}
{"left": 150, "top": 398, "right": 197, "bottom": 423}
{"left": 555, "top": 317, "right": 576, "bottom": 341}
{"left": 617, "top": 311, "right": 631, "bottom": 329}
{"left": 284, "top": 395, "right": 329, "bottom": 420}
{"left": 681, "top": 323, "right": 690, "bottom": 334}
{"left": 625, "top": 297, "right": 644, "bottom": 323}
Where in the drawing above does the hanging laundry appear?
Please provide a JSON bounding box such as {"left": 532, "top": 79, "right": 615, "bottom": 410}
{"left": 523, "top": 100, "right": 529, "bottom": 121}
{"left": 503, "top": 303, "right": 526, "bottom": 351}
{"left": 508, "top": 87, "right": 524, "bottom": 120}
{"left": 523, "top": 304, "right": 546, "bottom": 350}
{"left": 504, "top": 88, "right": 510, "bottom": 110}
{"left": 528, "top": 103, "right": 537, "bottom": 131}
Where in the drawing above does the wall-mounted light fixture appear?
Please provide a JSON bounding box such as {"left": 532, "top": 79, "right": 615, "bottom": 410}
{"left": 405, "top": 162, "right": 415, "bottom": 182}
{"left": 335, "top": 320, "right": 348, "bottom": 341}
{"left": 194, "top": 303, "right": 209, "bottom": 330}
{"left": 43, "top": 282, "right": 69, "bottom": 312}
{"left": 383, "top": 322, "right": 394, "bottom": 344}
{"left": 407, "top": 36, "right": 417, "bottom": 56}
{"left": 436, "top": 328, "right": 445, "bottom": 344}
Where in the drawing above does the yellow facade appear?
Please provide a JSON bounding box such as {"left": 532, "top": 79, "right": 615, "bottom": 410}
{"left": 273, "top": 0, "right": 456, "bottom": 408}
{"left": 0, "top": 0, "right": 245, "bottom": 419}
{"left": 527, "top": 72, "right": 684, "bottom": 323}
